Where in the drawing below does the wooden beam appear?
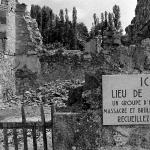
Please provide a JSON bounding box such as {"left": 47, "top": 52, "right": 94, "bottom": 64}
{"left": 32, "top": 123, "right": 37, "bottom": 150}
{"left": 3, "top": 123, "right": 9, "bottom": 150}
{"left": 40, "top": 105, "right": 48, "bottom": 150}
{"left": 0, "top": 122, "right": 52, "bottom": 129}
{"left": 13, "top": 128, "right": 18, "bottom": 150}
{"left": 51, "top": 104, "right": 55, "bottom": 150}
{"left": 21, "top": 105, "right": 28, "bottom": 150}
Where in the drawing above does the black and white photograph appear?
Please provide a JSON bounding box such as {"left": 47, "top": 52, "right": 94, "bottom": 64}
{"left": 0, "top": 0, "right": 150, "bottom": 149}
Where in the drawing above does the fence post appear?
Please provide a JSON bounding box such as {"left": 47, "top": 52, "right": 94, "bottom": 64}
{"left": 13, "top": 128, "right": 18, "bottom": 150}
{"left": 3, "top": 123, "right": 9, "bottom": 150}
{"left": 51, "top": 104, "right": 55, "bottom": 150}
{"left": 53, "top": 112, "right": 80, "bottom": 150}
{"left": 40, "top": 104, "right": 48, "bottom": 150}
{"left": 32, "top": 123, "right": 37, "bottom": 150}
{"left": 21, "top": 105, "right": 28, "bottom": 150}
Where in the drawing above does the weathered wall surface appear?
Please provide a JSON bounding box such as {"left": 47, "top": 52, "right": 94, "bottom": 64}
{"left": 53, "top": 72, "right": 150, "bottom": 150}
{"left": 15, "top": 3, "right": 42, "bottom": 73}
{"left": 40, "top": 60, "right": 102, "bottom": 84}
{"left": 16, "top": 55, "right": 41, "bottom": 74}
{"left": 0, "top": 0, "right": 43, "bottom": 96}
{"left": 45, "top": 40, "right": 150, "bottom": 150}
{"left": 15, "top": 4, "right": 30, "bottom": 55}
{"left": 53, "top": 113, "right": 80, "bottom": 150}
{"left": 39, "top": 43, "right": 147, "bottom": 84}
{"left": 41, "top": 62, "right": 86, "bottom": 82}
{"left": 85, "top": 39, "right": 97, "bottom": 54}
{"left": 125, "top": 0, "right": 150, "bottom": 44}
{"left": 0, "top": 0, "right": 16, "bottom": 98}
{"left": 15, "top": 3, "right": 43, "bottom": 94}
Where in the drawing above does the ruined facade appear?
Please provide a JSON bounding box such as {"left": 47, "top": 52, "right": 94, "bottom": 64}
{"left": 15, "top": 3, "right": 42, "bottom": 73}
{"left": 0, "top": 0, "right": 42, "bottom": 96}
{"left": 0, "top": 0, "right": 16, "bottom": 98}
{"left": 125, "top": 0, "right": 150, "bottom": 44}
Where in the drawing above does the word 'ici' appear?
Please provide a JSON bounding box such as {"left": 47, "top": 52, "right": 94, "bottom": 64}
{"left": 141, "top": 77, "right": 150, "bottom": 87}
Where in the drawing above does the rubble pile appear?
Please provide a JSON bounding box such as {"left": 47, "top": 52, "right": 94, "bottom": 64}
{"left": 6, "top": 79, "right": 84, "bottom": 108}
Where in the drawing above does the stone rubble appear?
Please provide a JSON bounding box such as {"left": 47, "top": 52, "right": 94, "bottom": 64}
{"left": 24, "top": 12, "right": 43, "bottom": 54}
{"left": 125, "top": 0, "right": 150, "bottom": 44}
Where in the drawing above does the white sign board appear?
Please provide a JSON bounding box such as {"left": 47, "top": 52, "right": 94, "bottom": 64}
{"left": 102, "top": 74, "right": 150, "bottom": 125}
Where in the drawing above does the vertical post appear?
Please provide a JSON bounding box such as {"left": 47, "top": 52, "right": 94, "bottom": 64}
{"left": 51, "top": 104, "right": 55, "bottom": 150}
{"left": 3, "top": 123, "right": 9, "bottom": 150}
{"left": 21, "top": 105, "right": 28, "bottom": 150}
{"left": 40, "top": 105, "right": 48, "bottom": 150}
{"left": 32, "top": 123, "right": 37, "bottom": 150}
{"left": 13, "top": 128, "right": 18, "bottom": 150}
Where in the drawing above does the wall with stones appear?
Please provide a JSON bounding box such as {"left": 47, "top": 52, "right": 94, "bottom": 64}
{"left": 42, "top": 41, "right": 150, "bottom": 149}
{"left": 15, "top": 3, "right": 42, "bottom": 74}
{"left": 53, "top": 113, "right": 80, "bottom": 150}
{"left": 53, "top": 113, "right": 150, "bottom": 150}
{"left": 0, "top": 0, "right": 16, "bottom": 99}
{"left": 40, "top": 60, "right": 101, "bottom": 84}
{"left": 0, "top": 1, "right": 43, "bottom": 96}
{"left": 53, "top": 65, "right": 150, "bottom": 150}
{"left": 15, "top": 2, "right": 43, "bottom": 94}
{"left": 39, "top": 43, "right": 148, "bottom": 84}
{"left": 125, "top": 0, "right": 150, "bottom": 44}
{"left": 40, "top": 62, "right": 84, "bottom": 82}
{"left": 84, "top": 39, "right": 97, "bottom": 54}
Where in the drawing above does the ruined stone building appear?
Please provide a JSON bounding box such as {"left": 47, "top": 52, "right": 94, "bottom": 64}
{"left": 125, "top": 0, "right": 150, "bottom": 44}
{"left": 0, "top": 0, "right": 42, "bottom": 96}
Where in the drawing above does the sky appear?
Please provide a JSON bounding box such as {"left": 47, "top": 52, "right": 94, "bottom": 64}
{"left": 19, "top": 0, "right": 137, "bottom": 32}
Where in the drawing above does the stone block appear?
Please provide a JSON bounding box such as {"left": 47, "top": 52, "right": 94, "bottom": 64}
{"left": 53, "top": 113, "right": 80, "bottom": 150}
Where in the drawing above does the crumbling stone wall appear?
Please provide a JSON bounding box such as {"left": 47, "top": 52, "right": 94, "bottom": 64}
{"left": 40, "top": 56, "right": 99, "bottom": 83}
{"left": 53, "top": 70, "right": 150, "bottom": 150}
{"left": 14, "top": 2, "right": 43, "bottom": 94}
{"left": 125, "top": 0, "right": 150, "bottom": 44}
{"left": 0, "top": 0, "right": 16, "bottom": 98}
{"left": 53, "top": 113, "right": 80, "bottom": 150}
{"left": 0, "top": 0, "right": 43, "bottom": 96}
{"left": 15, "top": 3, "right": 42, "bottom": 73}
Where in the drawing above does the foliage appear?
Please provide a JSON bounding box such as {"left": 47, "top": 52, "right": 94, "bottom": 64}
{"left": 76, "top": 22, "right": 89, "bottom": 50}
{"left": 41, "top": 6, "right": 53, "bottom": 44}
{"left": 30, "top": 5, "right": 88, "bottom": 50}
{"left": 90, "top": 4, "right": 122, "bottom": 39}
{"left": 112, "top": 5, "right": 122, "bottom": 33}
{"left": 45, "top": 42, "right": 64, "bottom": 50}
{"left": 72, "top": 7, "right": 78, "bottom": 49}
{"left": 30, "top": 5, "right": 42, "bottom": 31}
{"left": 104, "top": 11, "right": 108, "bottom": 29}
{"left": 93, "top": 13, "right": 98, "bottom": 27}
{"left": 108, "top": 13, "right": 114, "bottom": 30}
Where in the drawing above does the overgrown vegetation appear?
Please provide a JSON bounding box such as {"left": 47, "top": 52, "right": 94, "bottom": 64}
{"left": 30, "top": 4, "right": 122, "bottom": 50}
{"left": 30, "top": 5, "right": 89, "bottom": 50}
{"left": 90, "top": 4, "right": 123, "bottom": 44}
